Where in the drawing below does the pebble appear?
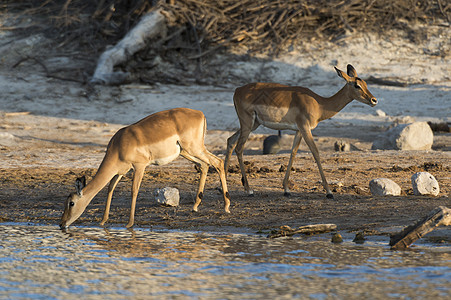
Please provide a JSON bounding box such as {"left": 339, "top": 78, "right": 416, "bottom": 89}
{"left": 353, "top": 232, "right": 365, "bottom": 244}
{"left": 331, "top": 232, "right": 343, "bottom": 243}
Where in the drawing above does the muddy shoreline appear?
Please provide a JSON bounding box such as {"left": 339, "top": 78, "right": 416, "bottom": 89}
{"left": 1, "top": 149, "right": 450, "bottom": 241}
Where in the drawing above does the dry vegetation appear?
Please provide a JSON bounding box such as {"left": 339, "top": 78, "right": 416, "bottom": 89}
{"left": 3, "top": 1, "right": 449, "bottom": 85}
{"left": 6, "top": 0, "right": 450, "bottom": 56}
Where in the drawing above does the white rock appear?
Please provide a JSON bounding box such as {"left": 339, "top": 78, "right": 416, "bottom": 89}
{"left": 0, "top": 132, "right": 17, "bottom": 146}
{"left": 369, "top": 178, "right": 401, "bottom": 196}
{"left": 371, "top": 122, "right": 433, "bottom": 150}
{"left": 0, "top": 132, "right": 15, "bottom": 140}
{"left": 155, "top": 187, "right": 180, "bottom": 207}
{"left": 375, "top": 109, "right": 386, "bottom": 117}
{"left": 411, "top": 172, "right": 440, "bottom": 196}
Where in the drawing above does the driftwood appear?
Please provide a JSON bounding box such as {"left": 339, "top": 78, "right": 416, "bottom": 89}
{"left": 12, "top": 56, "right": 85, "bottom": 84}
{"left": 90, "top": 9, "right": 167, "bottom": 85}
{"left": 390, "top": 206, "right": 451, "bottom": 250}
{"left": 268, "top": 224, "right": 337, "bottom": 238}
{"left": 365, "top": 76, "right": 409, "bottom": 87}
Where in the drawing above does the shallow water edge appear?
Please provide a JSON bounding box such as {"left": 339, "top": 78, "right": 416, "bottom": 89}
{"left": 1, "top": 223, "right": 450, "bottom": 299}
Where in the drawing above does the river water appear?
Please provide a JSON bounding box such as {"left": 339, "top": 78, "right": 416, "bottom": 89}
{"left": 0, "top": 223, "right": 450, "bottom": 299}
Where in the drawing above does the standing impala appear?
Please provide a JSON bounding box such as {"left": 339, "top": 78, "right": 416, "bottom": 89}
{"left": 60, "top": 108, "right": 231, "bottom": 229}
{"left": 224, "top": 64, "right": 377, "bottom": 199}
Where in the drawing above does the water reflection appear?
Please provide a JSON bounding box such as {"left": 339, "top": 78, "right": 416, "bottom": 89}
{"left": 0, "top": 223, "right": 450, "bottom": 299}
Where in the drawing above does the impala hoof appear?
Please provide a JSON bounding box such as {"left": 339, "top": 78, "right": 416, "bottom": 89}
{"left": 326, "top": 193, "right": 334, "bottom": 200}
{"left": 283, "top": 192, "right": 291, "bottom": 197}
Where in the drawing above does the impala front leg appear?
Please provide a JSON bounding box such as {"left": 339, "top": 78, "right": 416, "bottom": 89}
{"left": 100, "top": 174, "right": 123, "bottom": 226}
{"left": 127, "top": 164, "right": 146, "bottom": 228}
{"left": 300, "top": 127, "right": 334, "bottom": 199}
{"left": 282, "top": 131, "right": 302, "bottom": 196}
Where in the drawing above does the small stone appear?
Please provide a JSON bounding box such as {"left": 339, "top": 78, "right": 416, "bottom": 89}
{"left": 0, "top": 132, "right": 17, "bottom": 146}
{"left": 334, "top": 140, "right": 351, "bottom": 152}
{"left": 155, "top": 187, "right": 180, "bottom": 207}
{"left": 263, "top": 131, "right": 282, "bottom": 154}
{"left": 411, "top": 172, "right": 440, "bottom": 196}
{"left": 331, "top": 233, "right": 343, "bottom": 243}
{"left": 375, "top": 109, "right": 386, "bottom": 117}
{"left": 353, "top": 232, "right": 365, "bottom": 244}
{"left": 369, "top": 178, "right": 401, "bottom": 196}
{"left": 329, "top": 180, "right": 344, "bottom": 188}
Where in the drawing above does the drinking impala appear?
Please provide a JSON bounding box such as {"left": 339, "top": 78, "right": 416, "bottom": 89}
{"left": 61, "top": 108, "right": 231, "bottom": 229}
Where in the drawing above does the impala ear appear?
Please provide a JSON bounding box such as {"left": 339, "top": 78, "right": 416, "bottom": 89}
{"left": 334, "top": 66, "right": 351, "bottom": 82}
{"left": 75, "top": 176, "right": 86, "bottom": 196}
{"left": 347, "top": 64, "right": 357, "bottom": 77}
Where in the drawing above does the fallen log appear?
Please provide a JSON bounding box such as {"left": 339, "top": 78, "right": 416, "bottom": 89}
{"left": 268, "top": 224, "right": 337, "bottom": 238}
{"left": 390, "top": 206, "right": 451, "bottom": 250}
{"left": 90, "top": 9, "right": 167, "bottom": 85}
{"left": 365, "top": 76, "right": 409, "bottom": 87}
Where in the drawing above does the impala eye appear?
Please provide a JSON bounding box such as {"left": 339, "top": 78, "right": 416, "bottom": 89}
{"left": 354, "top": 83, "right": 362, "bottom": 89}
{"left": 69, "top": 201, "right": 75, "bottom": 207}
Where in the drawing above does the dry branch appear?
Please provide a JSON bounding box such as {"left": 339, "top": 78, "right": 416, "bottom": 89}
{"left": 12, "top": 56, "right": 85, "bottom": 83}
{"left": 268, "top": 224, "right": 337, "bottom": 238}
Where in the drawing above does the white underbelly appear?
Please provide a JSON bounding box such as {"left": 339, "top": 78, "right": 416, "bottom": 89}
{"left": 151, "top": 142, "right": 181, "bottom": 166}
{"left": 256, "top": 115, "right": 298, "bottom": 131}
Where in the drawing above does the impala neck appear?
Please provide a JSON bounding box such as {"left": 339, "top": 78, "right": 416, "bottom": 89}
{"left": 80, "top": 157, "right": 118, "bottom": 207}
{"left": 320, "top": 84, "right": 354, "bottom": 121}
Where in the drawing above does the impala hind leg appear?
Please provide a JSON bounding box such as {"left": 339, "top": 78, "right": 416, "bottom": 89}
{"left": 300, "top": 127, "right": 334, "bottom": 199}
{"left": 100, "top": 174, "right": 123, "bottom": 226}
{"left": 181, "top": 150, "right": 231, "bottom": 213}
{"left": 282, "top": 131, "right": 302, "bottom": 196}
{"left": 224, "top": 130, "right": 240, "bottom": 176}
{"left": 234, "top": 128, "right": 254, "bottom": 195}
{"left": 126, "top": 164, "right": 146, "bottom": 228}
{"left": 232, "top": 118, "right": 260, "bottom": 196}
{"left": 204, "top": 151, "right": 230, "bottom": 213}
